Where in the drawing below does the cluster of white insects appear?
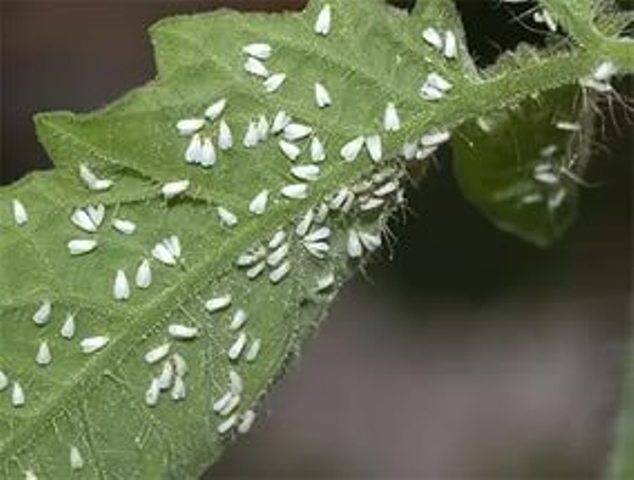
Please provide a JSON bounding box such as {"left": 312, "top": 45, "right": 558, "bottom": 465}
{"left": 2, "top": 2, "right": 622, "bottom": 477}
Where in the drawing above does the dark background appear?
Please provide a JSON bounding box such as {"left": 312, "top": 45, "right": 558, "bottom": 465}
{"left": 1, "top": 1, "right": 632, "bottom": 478}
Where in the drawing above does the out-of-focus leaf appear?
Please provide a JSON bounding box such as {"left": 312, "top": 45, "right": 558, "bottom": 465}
{"left": 452, "top": 85, "right": 595, "bottom": 247}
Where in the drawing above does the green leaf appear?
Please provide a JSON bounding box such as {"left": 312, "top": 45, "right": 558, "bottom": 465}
{"left": 610, "top": 340, "right": 634, "bottom": 479}
{"left": 452, "top": 83, "right": 594, "bottom": 247}
{"left": 1, "top": 0, "right": 632, "bottom": 477}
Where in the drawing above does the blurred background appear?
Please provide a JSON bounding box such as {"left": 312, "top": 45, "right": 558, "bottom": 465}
{"left": 1, "top": 1, "right": 632, "bottom": 478}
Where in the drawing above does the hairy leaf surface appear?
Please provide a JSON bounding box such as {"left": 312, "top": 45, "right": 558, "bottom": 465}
{"left": 0, "top": 0, "right": 632, "bottom": 478}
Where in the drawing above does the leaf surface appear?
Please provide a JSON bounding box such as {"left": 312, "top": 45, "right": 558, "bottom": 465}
{"left": 452, "top": 84, "right": 594, "bottom": 246}
{"left": 0, "top": 0, "right": 632, "bottom": 477}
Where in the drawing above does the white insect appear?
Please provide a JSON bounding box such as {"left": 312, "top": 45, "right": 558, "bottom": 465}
{"left": 171, "top": 376, "right": 186, "bottom": 401}
{"left": 534, "top": 9, "right": 557, "bottom": 32}
{"left": 359, "top": 231, "right": 382, "bottom": 252}
{"left": 213, "top": 391, "right": 233, "bottom": 413}
{"left": 12, "top": 382, "right": 25, "bottom": 407}
{"left": 314, "top": 4, "right": 332, "bottom": 36}
{"left": 417, "top": 146, "right": 438, "bottom": 161}
{"left": 205, "top": 98, "right": 227, "bottom": 121}
{"left": 477, "top": 117, "right": 493, "bottom": 133}
{"left": 135, "top": 259, "right": 152, "bottom": 289}
{"left": 165, "top": 235, "right": 182, "bottom": 259}
{"left": 267, "top": 243, "right": 290, "bottom": 267}
{"left": 67, "top": 239, "right": 98, "bottom": 256}
{"left": 316, "top": 272, "right": 335, "bottom": 292}
{"left": 112, "top": 218, "right": 136, "bottom": 235}
{"left": 315, "top": 202, "right": 329, "bottom": 223}
{"left": 245, "top": 338, "right": 262, "bottom": 362}
{"left": 113, "top": 269, "right": 130, "bottom": 301}
{"left": 145, "top": 378, "right": 160, "bottom": 407}
{"left": 60, "top": 313, "right": 76, "bottom": 340}
{"left": 347, "top": 229, "right": 363, "bottom": 258}
{"left": 329, "top": 188, "right": 352, "bottom": 210}
{"left": 229, "top": 370, "right": 244, "bottom": 395}
{"left": 304, "top": 226, "right": 331, "bottom": 243}
{"left": 311, "top": 137, "right": 326, "bottom": 162}
{"left": 314, "top": 82, "right": 332, "bottom": 108}
{"left": 0, "top": 370, "right": 9, "bottom": 391}
{"left": 172, "top": 353, "right": 188, "bottom": 378}
{"left": 243, "top": 121, "right": 260, "bottom": 148}
{"left": 291, "top": 164, "right": 320, "bottom": 182}
{"left": 12, "top": 199, "right": 28, "bottom": 227}
{"left": 534, "top": 171, "right": 559, "bottom": 185}
{"left": 80, "top": 336, "right": 109, "bottom": 354}
{"left": 264, "top": 73, "right": 287, "bottom": 93}
{"left": 218, "top": 120, "right": 233, "bottom": 150}
{"left": 593, "top": 60, "right": 617, "bottom": 82}
{"left": 70, "top": 208, "right": 97, "bottom": 232}
{"left": 230, "top": 309, "right": 248, "bottom": 331}
{"left": 269, "top": 261, "right": 291, "bottom": 284}
{"left": 444, "top": 30, "right": 458, "bottom": 58}
{"left": 271, "top": 110, "right": 292, "bottom": 134}
{"left": 228, "top": 332, "right": 248, "bottom": 361}
{"left": 257, "top": 115, "right": 269, "bottom": 141}
{"left": 556, "top": 121, "right": 581, "bottom": 132}
{"left": 168, "top": 324, "right": 200, "bottom": 340}
{"left": 383, "top": 102, "right": 400, "bottom": 132}
{"left": 247, "top": 261, "right": 266, "bottom": 280}
{"left": 238, "top": 410, "right": 257, "bottom": 434}
{"left": 70, "top": 446, "right": 84, "bottom": 471}
{"left": 176, "top": 118, "right": 205, "bottom": 136}
{"left": 283, "top": 123, "right": 313, "bottom": 142}
{"left": 79, "top": 164, "right": 113, "bottom": 191}
{"left": 86, "top": 204, "right": 105, "bottom": 227}
{"left": 421, "top": 130, "right": 451, "bottom": 147}
{"left": 218, "top": 206, "right": 238, "bottom": 228}
{"left": 295, "top": 209, "right": 314, "bottom": 237}
{"left": 244, "top": 57, "right": 269, "bottom": 78}
{"left": 340, "top": 136, "right": 365, "bottom": 162}
{"left": 199, "top": 138, "right": 217, "bottom": 167}
{"left": 281, "top": 184, "right": 308, "bottom": 200}
{"left": 249, "top": 190, "right": 269, "bottom": 215}
{"left": 279, "top": 140, "right": 302, "bottom": 161}
{"left": 158, "top": 360, "right": 174, "bottom": 390}
{"left": 540, "top": 145, "right": 558, "bottom": 157}
{"left": 185, "top": 134, "right": 203, "bottom": 164}
{"left": 217, "top": 414, "right": 238, "bottom": 434}
{"left": 401, "top": 141, "right": 418, "bottom": 160}
{"left": 242, "top": 43, "right": 272, "bottom": 60}
{"left": 161, "top": 180, "right": 190, "bottom": 199}
{"left": 33, "top": 301, "right": 52, "bottom": 326}
{"left": 360, "top": 197, "right": 385, "bottom": 211}
{"left": 236, "top": 248, "right": 264, "bottom": 267}
{"left": 220, "top": 394, "right": 241, "bottom": 416}
{"left": 304, "top": 241, "right": 330, "bottom": 259}
{"left": 152, "top": 243, "right": 176, "bottom": 266}
{"left": 374, "top": 181, "right": 399, "bottom": 197}
{"left": 548, "top": 189, "right": 567, "bottom": 210}
{"left": 145, "top": 343, "right": 171, "bottom": 365}
{"left": 419, "top": 84, "right": 445, "bottom": 101}
{"left": 426, "top": 72, "right": 453, "bottom": 92}
{"left": 365, "top": 134, "right": 383, "bottom": 162}
{"left": 35, "top": 341, "right": 52, "bottom": 366}
{"left": 269, "top": 230, "right": 287, "bottom": 249}
{"left": 205, "top": 294, "right": 232, "bottom": 313}
{"left": 422, "top": 27, "right": 443, "bottom": 50}
{"left": 25, "top": 471, "right": 37, "bottom": 480}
